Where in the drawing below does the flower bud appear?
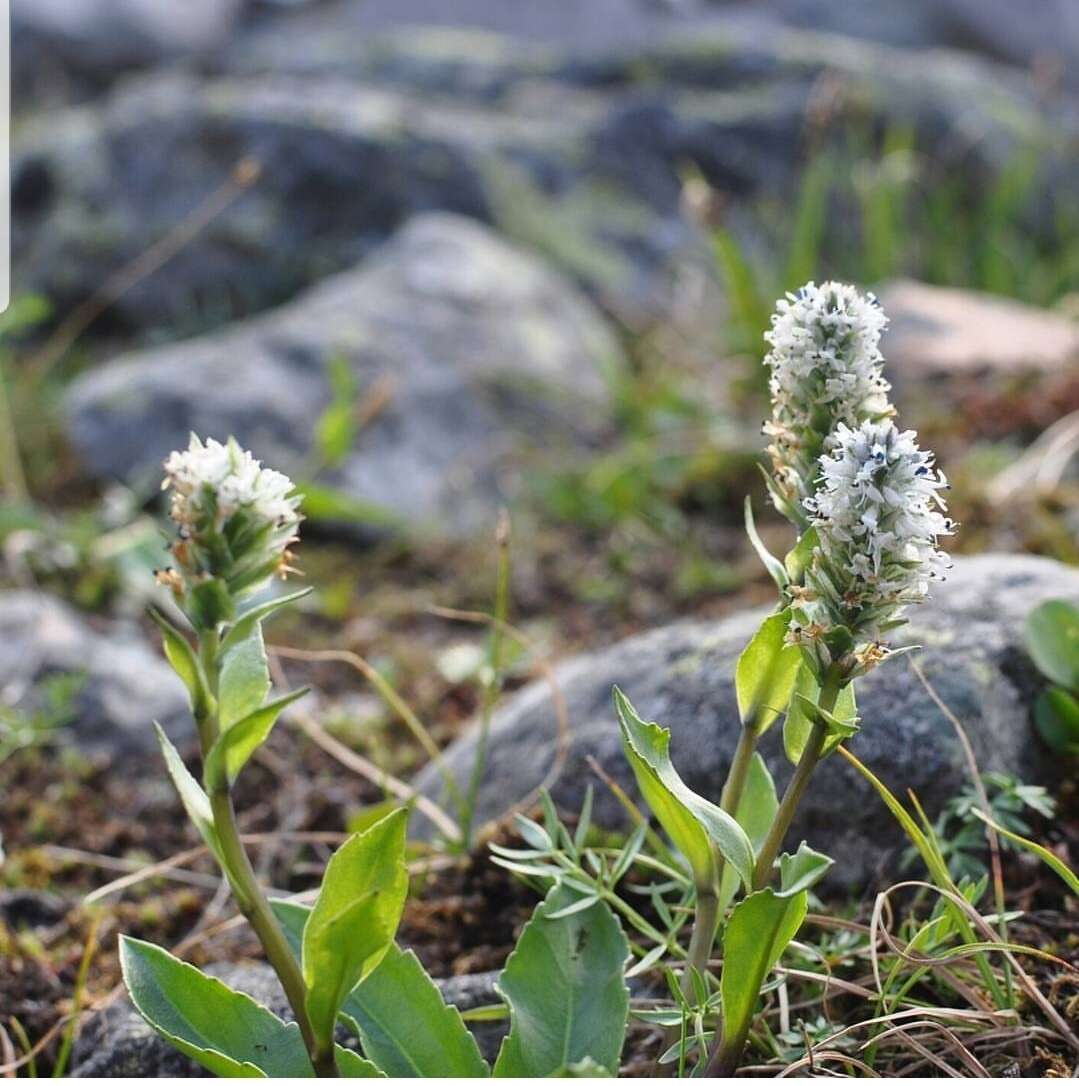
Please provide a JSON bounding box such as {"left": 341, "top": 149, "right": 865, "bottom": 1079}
{"left": 159, "top": 436, "right": 302, "bottom": 619}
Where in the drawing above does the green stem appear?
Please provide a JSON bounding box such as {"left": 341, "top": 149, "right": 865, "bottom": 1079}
{"left": 198, "top": 625, "right": 337, "bottom": 1077}
{"left": 683, "top": 886, "right": 719, "bottom": 992}
{"left": 209, "top": 788, "right": 335, "bottom": 1075}
{"left": 751, "top": 671, "right": 842, "bottom": 891}
{"left": 656, "top": 725, "right": 760, "bottom": 1075}
{"left": 707, "top": 669, "right": 844, "bottom": 1077}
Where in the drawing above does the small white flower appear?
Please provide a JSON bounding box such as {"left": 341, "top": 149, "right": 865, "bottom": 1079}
{"left": 800, "top": 419, "right": 954, "bottom": 645}
{"left": 763, "top": 281, "right": 893, "bottom": 516}
{"left": 160, "top": 436, "right": 302, "bottom": 601}
{"left": 163, "top": 435, "right": 300, "bottom": 531}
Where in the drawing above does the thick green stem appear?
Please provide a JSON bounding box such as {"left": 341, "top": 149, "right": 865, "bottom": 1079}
{"left": 751, "top": 671, "right": 842, "bottom": 891}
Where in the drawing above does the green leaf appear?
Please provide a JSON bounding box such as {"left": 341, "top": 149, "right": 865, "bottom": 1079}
{"left": 296, "top": 482, "right": 401, "bottom": 528}
{"left": 719, "top": 753, "right": 778, "bottom": 911}
{"left": 334, "top": 1046, "right": 386, "bottom": 1077}
{"left": 1025, "top": 600, "right": 1079, "bottom": 690}
{"left": 783, "top": 528, "right": 818, "bottom": 584}
{"left": 735, "top": 611, "right": 801, "bottom": 735}
{"left": 493, "top": 884, "right": 629, "bottom": 1077}
{"left": 303, "top": 809, "right": 410, "bottom": 1053}
{"left": 221, "top": 588, "right": 313, "bottom": 656}
{"left": 316, "top": 356, "right": 360, "bottom": 467}
{"left": 719, "top": 889, "right": 807, "bottom": 1064}
{"left": 204, "top": 689, "right": 309, "bottom": 788}
{"left": 149, "top": 610, "right": 208, "bottom": 719}
{"left": 744, "top": 498, "right": 787, "bottom": 590}
{"left": 778, "top": 842, "right": 833, "bottom": 896}
{"left": 218, "top": 621, "right": 271, "bottom": 733}
{"left": 154, "top": 724, "right": 222, "bottom": 865}
{"left": 342, "top": 943, "right": 489, "bottom": 1077}
{"left": 614, "top": 688, "right": 754, "bottom": 892}
{"left": 119, "top": 937, "right": 313, "bottom": 1077}
{"left": 1034, "top": 688, "right": 1079, "bottom": 755}
{"left": 783, "top": 665, "right": 857, "bottom": 764}
{"left": 970, "top": 810, "right": 1079, "bottom": 898}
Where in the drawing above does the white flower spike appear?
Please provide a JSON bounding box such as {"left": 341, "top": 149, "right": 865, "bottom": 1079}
{"left": 796, "top": 418, "right": 954, "bottom": 666}
{"left": 763, "top": 281, "right": 893, "bottom": 520}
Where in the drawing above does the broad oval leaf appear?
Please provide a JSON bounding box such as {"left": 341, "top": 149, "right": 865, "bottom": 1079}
{"left": 719, "top": 889, "right": 807, "bottom": 1066}
{"left": 614, "top": 688, "right": 754, "bottom": 891}
{"left": 119, "top": 936, "right": 314, "bottom": 1077}
{"left": 783, "top": 664, "right": 857, "bottom": 765}
{"left": 342, "top": 943, "right": 489, "bottom": 1077}
{"left": 303, "top": 808, "right": 410, "bottom": 1053}
{"left": 493, "top": 884, "right": 629, "bottom": 1077}
{"left": 154, "top": 723, "right": 222, "bottom": 865}
{"left": 735, "top": 611, "right": 801, "bottom": 735}
{"left": 204, "top": 688, "right": 308, "bottom": 789}
{"left": 274, "top": 894, "right": 488, "bottom": 1078}
{"left": 778, "top": 842, "right": 833, "bottom": 896}
{"left": 1025, "top": 600, "right": 1079, "bottom": 690}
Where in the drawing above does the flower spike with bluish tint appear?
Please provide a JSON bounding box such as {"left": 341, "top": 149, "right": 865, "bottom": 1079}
{"left": 793, "top": 418, "right": 954, "bottom": 679}
{"left": 158, "top": 435, "right": 302, "bottom": 621}
{"left": 763, "top": 281, "right": 893, "bottom": 524}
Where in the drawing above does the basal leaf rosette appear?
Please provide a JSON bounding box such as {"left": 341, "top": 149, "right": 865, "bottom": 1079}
{"left": 157, "top": 435, "right": 303, "bottom": 625}
{"left": 763, "top": 281, "right": 893, "bottom": 525}
{"left": 793, "top": 419, "right": 954, "bottom": 681}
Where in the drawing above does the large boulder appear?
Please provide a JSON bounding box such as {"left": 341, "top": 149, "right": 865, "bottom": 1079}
{"left": 64, "top": 213, "right": 625, "bottom": 537}
{"left": 414, "top": 554, "right": 1073, "bottom": 889}
{"left": 0, "top": 591, "right": 188, "bottom": 756}
{"left": 73, "top": 961, "right": 503, "bottom": 1077}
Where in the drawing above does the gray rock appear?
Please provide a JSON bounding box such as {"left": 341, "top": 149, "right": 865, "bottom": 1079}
{"left": 64, "top": 213, "right": 625, "bottom": 537}
{"left": 879, "top": 279, "right": 1079, "bottom": 383}
{"left": 13, "top": 74, "right": 494, "bottom": 337}
{"left": 414, "top": 554, "right": 1073, "bottom": 890}
{"left": 18, "top": 22, "right": 1074, "bottom": 341}
{"left": 13, "top": 0, "right": 245, "bottom": 111}
{"left": 73, "top": 961, "right": 502, "bottom": 1077}
{"left": 0, "top": 590, "right": 188, "bottom": 756}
